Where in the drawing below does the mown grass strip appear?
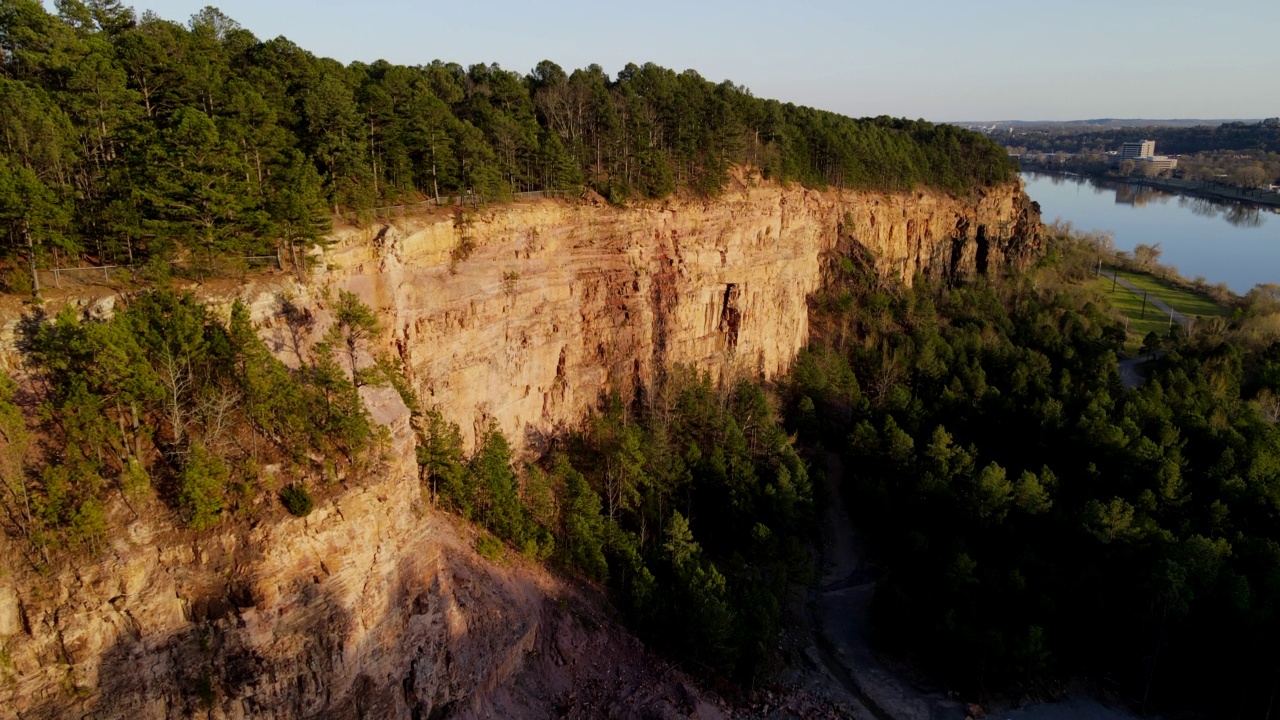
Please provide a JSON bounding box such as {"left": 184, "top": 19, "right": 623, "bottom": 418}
{"left": 1111, "top": 268, "right": 1229, "bottom": 318}
{"left": 1089, "top": 277, "right": 1174, "bottom": 339}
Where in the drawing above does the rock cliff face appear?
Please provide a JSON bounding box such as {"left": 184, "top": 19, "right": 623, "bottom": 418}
{"left": 0, "top": 388, "right": 726, "bottom": 720}
{"left": 314, "top": 176, "right": 1039, "bottom": 450}
{"left": 0, "top": 177, "right": 1038, "bottom": 718}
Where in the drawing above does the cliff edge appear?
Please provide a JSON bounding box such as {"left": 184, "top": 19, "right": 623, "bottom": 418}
{"left": 0, "top": 176, "right": 1039, "bottom": 719}
{"left": 302, "top": 175, "right": 1040, "bottom": 450}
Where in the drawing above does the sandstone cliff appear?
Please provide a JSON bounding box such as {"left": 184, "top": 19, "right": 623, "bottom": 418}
{"left": 307, "top": 175, "right": 1039, "bottom": 450}
{"left": 0, "top": 177, "right": 1038, "bottom": 719}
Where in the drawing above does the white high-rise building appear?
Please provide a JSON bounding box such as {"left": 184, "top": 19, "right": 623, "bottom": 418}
{"left": 1121, "top": 140, "right": 1156, "bottom": 159}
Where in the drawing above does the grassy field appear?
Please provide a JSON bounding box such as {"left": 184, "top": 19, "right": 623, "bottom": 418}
{"left": 1089, "top": 277, "right": 1174, "bottom": 339}
{"left": 1109, "top": 268, "right": 1230, "bottom": 318}
{"left": 1087, "top": 267, "right": 1230, "bottom": 355}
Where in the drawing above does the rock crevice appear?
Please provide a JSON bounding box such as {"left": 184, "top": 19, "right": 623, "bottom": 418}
{"left": 319, "top": 178, "right": 1039, "bottom": 450}
{"left": 0, "top": 178, "right": 1039, "bottom": 718}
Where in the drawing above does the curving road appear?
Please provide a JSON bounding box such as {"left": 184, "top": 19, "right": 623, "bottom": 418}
{"left": 1106, "top": 272, "right": 1186, "bottom": 389}
{"left": 1118, "top": 355, "right": 1162, "bottom": 389}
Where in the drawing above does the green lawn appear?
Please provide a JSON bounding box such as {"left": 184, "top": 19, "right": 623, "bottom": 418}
{"left": 1089, "top": 277, "right": 1173, "bottom": 342}
{"left": 1109, "top": 268, "right": 1230, "bottom": 318}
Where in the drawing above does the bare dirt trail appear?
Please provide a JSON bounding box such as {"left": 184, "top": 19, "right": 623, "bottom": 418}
{"left": 809, "top": 453, "right": 1143, "bottom": 720}
{"left": 811, "top": 453, "right": 966, "bottom": 720}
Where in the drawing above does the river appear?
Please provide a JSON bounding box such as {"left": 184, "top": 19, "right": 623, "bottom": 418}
{"left": 1021, "top": 171, "right": 1280, "bottom": 293}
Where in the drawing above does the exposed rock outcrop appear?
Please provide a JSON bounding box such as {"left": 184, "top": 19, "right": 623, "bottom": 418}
{"left": 0, "top": 176, "right": 1039, "bottom": 718}
{"left": 0, "top": 387, "right": 726, "bottom": 720}
{"left": 310, "top": 176, "right": 1039, "bottom": 450}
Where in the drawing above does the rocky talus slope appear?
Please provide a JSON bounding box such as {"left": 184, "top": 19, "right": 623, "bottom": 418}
{"left": 0, "top": 177, "right": 1039, "bottom": 718}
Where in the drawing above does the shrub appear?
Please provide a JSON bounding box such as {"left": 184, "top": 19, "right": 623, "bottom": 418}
{"left": 475, "top": 534, "right": 504, "bottom": 562}
{"left": 178, "top": 444, "right": 227, "bottom": 530}
{"left": 279, "top": 483, "right": 315, "bottom": 517}
{"left": 4, "top": 267, "right": 32, "bottom": 295}
{"left": 121, "top": 456, "right": 150, "bottom": 496}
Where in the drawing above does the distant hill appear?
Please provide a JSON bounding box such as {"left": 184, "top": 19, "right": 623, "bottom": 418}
{"left": 955, "top": 118, "right": 1280, "bottom": 156}
{"left": 955, "top": 119, "right": 1258, "bottom": 130}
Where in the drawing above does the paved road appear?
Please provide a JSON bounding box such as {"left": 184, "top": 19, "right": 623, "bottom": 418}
{"left": 1105, "top": 272, "right": 1185, "bottom": 389}
{"left": 1108, "top": 273, "right": 1189, "bottom": 328}
{"left": 1118, "top": 353, "right": 1165, "bottom": 389}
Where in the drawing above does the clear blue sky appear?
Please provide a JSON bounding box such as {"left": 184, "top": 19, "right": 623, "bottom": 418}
{"left": 115, "top": 0, "right": 1276, "bottom": 121}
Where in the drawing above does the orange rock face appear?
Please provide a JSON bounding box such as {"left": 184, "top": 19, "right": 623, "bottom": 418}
{"left": 310, "top": 178, "right": 1039, "bottom": 451}
{"left": 0, "top": 179, "right": 1039, "bottom": 719}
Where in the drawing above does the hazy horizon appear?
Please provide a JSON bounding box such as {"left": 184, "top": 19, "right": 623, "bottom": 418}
{"left": 78, "top": 0, "right": 1280, "bottom": 121}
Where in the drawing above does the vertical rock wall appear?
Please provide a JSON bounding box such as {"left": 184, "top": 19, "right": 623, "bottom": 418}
{"left": 0, "top": 177, "right": 1040, "bottom": 719}
{"left": 308, "top": 178, "right": 1039, "bottom": 450}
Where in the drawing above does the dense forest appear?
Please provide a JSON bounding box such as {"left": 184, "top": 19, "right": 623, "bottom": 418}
{"left": 0, "top": 287, "right": 383, "bottom": 563}
{"left": 789, "top": 227, "right": 1280, "bottom": 715}
{"left": 13, "top": 2, "right": 1280, "bottom": 713}
{"left": 996, "top": 119, "right": 1280, "bottom": 157}
{"left": 0, "top": 0, "right": 1014, "bottom": 292}
{"left": 416, "top": 371, "right": 814, "bottom": 685}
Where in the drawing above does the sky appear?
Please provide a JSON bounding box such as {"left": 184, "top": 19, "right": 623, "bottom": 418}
{"left": 115, "top": 0, "right": 1278, "bottom": 122}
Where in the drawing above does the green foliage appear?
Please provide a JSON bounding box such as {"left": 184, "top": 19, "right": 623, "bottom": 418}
{"left": 475, "top": 533, "right": 504, "bottom": 562}
{"left": 0, "top": 5, "right": 1012, "bottom": 281}
{"left": 556, "top": 457, "right": 608, "bottom": 581}
{"left": 120, "top": 455, "right": 149, "bottom": 496}
{"left": 999, "top": 120, "right": 1280, "bottom": 157}
{"left": 559, "top": 372, "right": 811, "bottom": 680}
{"left": 279, "top": 482, "right": 314, "bottom": 517}
{"left": 419, "top": 409, "right": 469, "bottom": 514}
{"left": 417, "top": 368, "right": 811, "bottom": 681}
{"left": 177, "top": 443, "right": 226, "bottom": 530}
{"left": 376, "top": 352, "right": 419, "bottom": 414}
{"left": 324, "top": 290, "right": 380, "bottom": 385}
{"left": 10, "top": 289, "right": 374, "bottom": 553}
{"left": 0, "top": 371, "right": 35, "bottom": 549}
{"left": 469, "top": 422, "right": 525, "bottom": 543}
{"left": 797, "top": 234, "right": 1280, "bottom": 714}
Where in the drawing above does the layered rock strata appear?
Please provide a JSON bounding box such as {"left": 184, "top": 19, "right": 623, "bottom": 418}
{"left": 0, "top": 388, "right": 725, "bottom": 720}
{"left": 310, "top": 177, "right": 1040, "bottom": 450}
{"left": 0, "top": 177, "right": 1039, "bottom": 718}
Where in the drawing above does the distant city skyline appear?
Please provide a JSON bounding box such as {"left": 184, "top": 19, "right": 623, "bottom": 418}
{"left": 110, "top": 0, "right": 1277, "bottom": 122}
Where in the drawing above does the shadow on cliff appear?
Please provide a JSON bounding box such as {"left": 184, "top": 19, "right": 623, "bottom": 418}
{"left": 15, "top": 503, "right": 715, "bottom": 720}
{"left": 17, "top": 571, "right": 360, "bottom": 719}
{"left": 15, "top": 514, "right": 544, "bottom": 720}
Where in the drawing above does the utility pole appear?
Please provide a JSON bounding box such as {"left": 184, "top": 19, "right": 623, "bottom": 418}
{"left": 1141, "top": 291, "right": 1148, "bottom": 319}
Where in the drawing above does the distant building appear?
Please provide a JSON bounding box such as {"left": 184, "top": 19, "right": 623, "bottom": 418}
{"left": 1121, "top": 140, "right": 1156, "bottom": 159}
{"left": 1133, "top": 155, "right": 1178, "bottom": 176}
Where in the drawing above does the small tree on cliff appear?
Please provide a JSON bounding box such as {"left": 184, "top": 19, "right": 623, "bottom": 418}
{"left": 323, "top": 290, "right": 380, "bottom": 386}
{"left": 469, "top": 422, "right": 528, "bottom": 544}
{"left": 420, "top": 409, "right": 469, "bottom": 511}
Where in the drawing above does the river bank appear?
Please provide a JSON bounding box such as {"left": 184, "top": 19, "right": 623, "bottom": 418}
{"left": 1022, "top": 171, "right": 1279, "bottom": 294}
{"left": 1020, "top": 165, "right": 1280, "bottom": 209}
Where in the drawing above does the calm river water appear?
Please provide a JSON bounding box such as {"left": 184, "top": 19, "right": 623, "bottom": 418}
{"left": 1021, "top": 171, "right": 1280, "bottom": 293}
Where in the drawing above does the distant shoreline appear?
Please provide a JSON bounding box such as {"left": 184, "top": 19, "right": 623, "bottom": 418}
{"left": 1020, "top": 166, "right": 1280, "bottom": 210}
